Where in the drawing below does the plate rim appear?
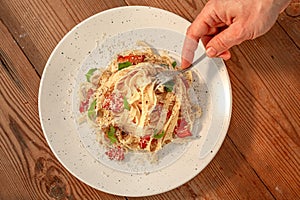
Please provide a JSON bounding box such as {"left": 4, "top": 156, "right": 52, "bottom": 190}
{"left": 38, "top": 5, "right": 232, "bottom": 197}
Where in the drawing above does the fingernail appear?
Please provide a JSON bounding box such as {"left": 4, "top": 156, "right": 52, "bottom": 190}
{"left": 206, "top": 47, "right": 217, "bottom": 57}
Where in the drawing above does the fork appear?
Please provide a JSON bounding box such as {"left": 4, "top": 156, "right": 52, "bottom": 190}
{"left": 154, "top": 53, "right": 206, "bottom": 87}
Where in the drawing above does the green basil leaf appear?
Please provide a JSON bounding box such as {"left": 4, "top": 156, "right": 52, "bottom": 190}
{"left": 123, "top": 96, "right": 130, "bottom": 110}
{"left": 87, "top": 99, "right": 97, "bottom": 120}
{"left": 107, "top": 126, "right": 117, "bottom": 144}
{"left": 153, "top": 131, "right": 165, "bottom": 139}
{"left": 118, "top": 61, "right": 132, "bottom": 70}
{"left": 171, "top": 61, "right": 177, "bottom": 68}
{"left": 85, "top": 68, "right": 98, "bottom": 82}
{"left": 164, "top": 80, "right": 175, "bottom": 92}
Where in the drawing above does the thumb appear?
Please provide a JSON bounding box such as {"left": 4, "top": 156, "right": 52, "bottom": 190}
{"left": 206, "top": 23, "right": 248, "bottom": 57}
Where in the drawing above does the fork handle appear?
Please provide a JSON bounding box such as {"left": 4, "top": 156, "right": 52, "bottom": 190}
{"left": 180, "top": 53, "right": 206, "bottom": 73}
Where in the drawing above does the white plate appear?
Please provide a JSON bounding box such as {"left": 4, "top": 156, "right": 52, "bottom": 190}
{"left": 38, "top": 6, "right": 232, "bottom": 197}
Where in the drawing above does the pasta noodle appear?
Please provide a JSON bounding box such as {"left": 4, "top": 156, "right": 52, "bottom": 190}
{"left": 78, "top": 47, "right": 201, "bottom": 160}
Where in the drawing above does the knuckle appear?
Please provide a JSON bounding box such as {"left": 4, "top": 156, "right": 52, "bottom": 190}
{"left": 186, "top": 26, "right": 198, "bottom": 40}
{"left": 186, "top": 25, "right": 193, "bottom": 34}
{"left": 235, "top": 25, "right": 254, "bottom": 42}
{"left": 234, "top": 27, "right": 246, "bottom": 41}
{"left": 214, "top": 36, "right": 229, "bottom": 50}
{"left": 231, "top": 25, "right": 250, "bottom": 44}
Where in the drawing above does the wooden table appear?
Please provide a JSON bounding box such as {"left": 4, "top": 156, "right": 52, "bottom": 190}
{"left": 1, "top": 0, "right": 299, "bottom": 199}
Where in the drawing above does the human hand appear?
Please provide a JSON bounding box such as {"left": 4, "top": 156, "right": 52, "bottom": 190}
{"left": 181, "top": 0, "right": 291, "bottom": 68}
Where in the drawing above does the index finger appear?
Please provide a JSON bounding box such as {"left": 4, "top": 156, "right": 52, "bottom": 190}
{"left": 181, "top": 15, "right": 213, "bottom": 68}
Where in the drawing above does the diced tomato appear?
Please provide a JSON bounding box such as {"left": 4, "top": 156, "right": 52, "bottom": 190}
{"left": 174, "top": 118, "right": 192, "bottom": 138}
{"left": 105, "top": 146, "right": 125, "bottom": 161}
{"left": 117, "top": 54, "right": 145, "bottom": 65}
{"left": 139, "top": 135, "right": 151, "bottom": 149}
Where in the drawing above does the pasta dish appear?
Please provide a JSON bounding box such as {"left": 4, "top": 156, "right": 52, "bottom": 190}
{"left": 78, "top": 47, "right": 201, "bottom": 161}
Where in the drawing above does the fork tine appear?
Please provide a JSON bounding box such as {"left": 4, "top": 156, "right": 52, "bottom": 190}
{"left": 154, "top": 79, "right": 163, "bottom": 91}
{"left": 156, "top": 75, "right": 170, "bottom": 85}
{"left": 154, "top": 70, "right": 179, "bottom": 88}
{"left": 154, "top": 83, "right": 160, "bottom": 91}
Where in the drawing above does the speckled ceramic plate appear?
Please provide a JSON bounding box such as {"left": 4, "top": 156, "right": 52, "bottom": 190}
{"left": 38, "top": 6, "right": 232, "bottom": 197}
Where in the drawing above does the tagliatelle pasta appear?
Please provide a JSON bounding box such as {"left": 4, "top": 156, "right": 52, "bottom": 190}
{"left": 78, "top": 47, "right": 201, "bottom": 161}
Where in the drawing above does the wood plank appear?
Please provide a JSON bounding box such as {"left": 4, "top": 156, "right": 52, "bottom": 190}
{"left": 278, "top": 0, "right": 300, "bottom": 48}
{"left": 0, "top": 20, "right": 124, "bottom": 200}
{"left": 1, "top": 0, "right": 299, "bottom": 199}
{"left": 0, "top": 0, "right": 127, "bottom": 76}
{"left": 128, "top": 137, "right": 274, "bottom": 199}
{"left": 224, "top": 19, "right": 300, "bottom": 199}
{"left": 186, "top": 137, "right": 274, "bottom": 199}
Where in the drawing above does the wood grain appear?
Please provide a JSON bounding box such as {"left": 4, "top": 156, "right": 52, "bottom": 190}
{"left": 279, "top": 0, "right": 300, "bottom": 47}
{"left": 225, "top": 22, "right": 300, "bottom": 198}
{"left": 129, "top": 137, "right": 275, "bottom": 200}
{"left": 1, "top": 0, "right": 300, "bottom": 199}
{"left": 0, "top": 20, "right": 124, "bottom": 200}
{"left": 0, "top": 0, "right": 127, "bottom": 76}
